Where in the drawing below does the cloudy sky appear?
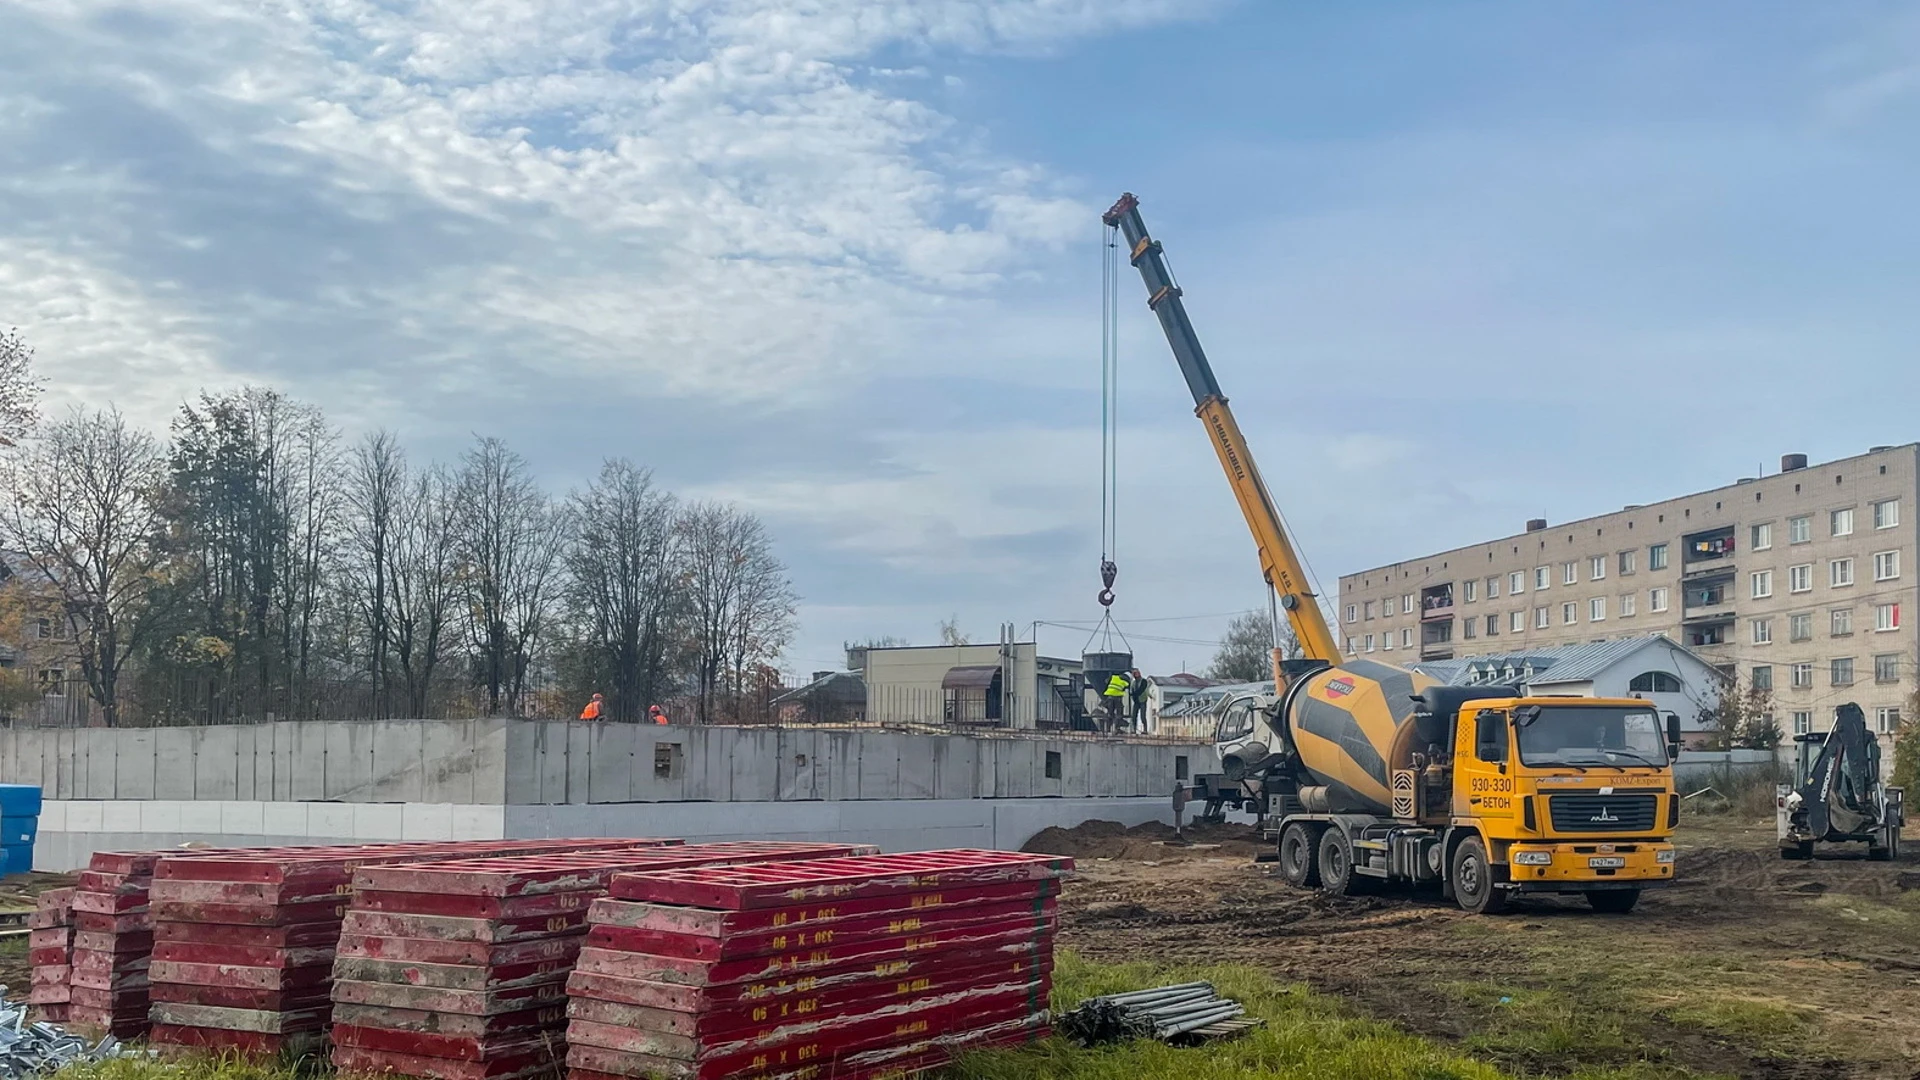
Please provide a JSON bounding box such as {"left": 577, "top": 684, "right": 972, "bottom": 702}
{"left": 6, "top": 1, "right": 1920, "bottom": 677}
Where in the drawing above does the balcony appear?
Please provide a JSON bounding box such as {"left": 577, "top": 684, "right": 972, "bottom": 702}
{"left": 1684, "top": 619, "right": 1733, "bottom": 648}
{"left": 1683, "top": 526, "right": 1736, "bottom": 566}
{"left": 1420, "top": 584, "right": 1455, "bottom": 622}
{"left": 1420, "top": 619, "right": 1454, "bottom": 660}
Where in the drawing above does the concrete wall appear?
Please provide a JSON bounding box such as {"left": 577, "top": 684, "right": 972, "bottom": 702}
{"left": 0, "top": 721, "right": 1213, "bottom": 804}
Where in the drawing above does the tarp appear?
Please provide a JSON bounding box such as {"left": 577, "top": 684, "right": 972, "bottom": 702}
{"left": 941, "top": 666, "right": 1001, "bottom": 691}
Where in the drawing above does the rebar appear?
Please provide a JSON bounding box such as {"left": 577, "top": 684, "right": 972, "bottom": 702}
{"left": 0, "top": 986, "right": 134, "bottom": 1078}
{"left": 1058, "top": 981, "right": 1259, "bottom": 1046}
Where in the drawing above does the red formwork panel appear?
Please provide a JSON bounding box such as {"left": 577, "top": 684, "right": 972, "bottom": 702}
{"left": 337, "top": 932, "right": 585, "bottom": 968}
{"left": 73, "top": 929, "right": 152, "bottom": 954}
{"left": 150, "top": 1002, "right": 331, "bottom": 1034}
{"left": 156, "top": 838, "right": 674, "bottom": 884}
{"left": 152, "top": 941, "right": 336, "bottom": 968}
{"left": 155, "top": 919, "right": 342, "bottom": 948}
{"left": 572, "top": 921, "right": 1057, "bottom": 988}
{"left": 332, "top": 1001, "right": 568, "bottom": 1038}
{"left": 149, "top": 1024, "right": 322, "bottom": 1055}
{"left": 587, "top": 896, "right": 1057, "bottom": 962}
{"left": 352, "top": 889, "right": 603, "bottom": 920}
{"left": 354, "top": 843, "right": 877, "bottom": 898}
{"left": 586, "top": 879, "right": 1061, "bottom": 937}
{"left": 151, "top": 981, "right": 334, "bottom": 1011}
{"left": 334, "top": 977, "right": 571, "bottom": 1016}
{"left": 72, "top": 911, "right": 150, "bottom": 934}
{"left": 150, "top": 959, "right": 334, "bottom": 991}
{"left": 333, "top": 1023, "right": 559, "bottom": 1063}
{"left": 334, "top": 1043, "right": 559, "bottom": 1080}
{"left": 342, "top": 909, "right": 593, "bottom": 945}
{"left": 564, "top": 941, "right": 1052, "bottom": 1014}
{"left": 607, "top": 851, "right": 1074, "bottom": 910}
{"left": 333, "top": 956, "right": 570, "bottom": 991}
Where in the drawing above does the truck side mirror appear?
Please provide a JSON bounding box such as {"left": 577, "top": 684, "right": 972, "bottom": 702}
{"left": 1665, "top": 713, "right": 1682, "bottom": 759}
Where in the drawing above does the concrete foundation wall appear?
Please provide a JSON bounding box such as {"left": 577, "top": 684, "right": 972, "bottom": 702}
{"left": 30, "top": 795, "right": 1173, "bottom": 871}
{"left": 0, "top": 722, "right": 1211, "bottom": 805}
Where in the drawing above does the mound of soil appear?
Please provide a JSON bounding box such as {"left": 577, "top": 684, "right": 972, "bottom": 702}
{"left": 1022, "top": 818, "right": 1267, "bottom": 861}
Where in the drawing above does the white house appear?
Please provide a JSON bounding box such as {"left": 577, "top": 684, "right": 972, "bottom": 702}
{"left": 1411, "top": 635, "right": 1727, "bottom": 747}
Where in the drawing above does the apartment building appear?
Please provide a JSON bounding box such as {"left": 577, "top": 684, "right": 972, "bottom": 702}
{"left": 1338, "top": 446, "right": 1919, "bottom": 738}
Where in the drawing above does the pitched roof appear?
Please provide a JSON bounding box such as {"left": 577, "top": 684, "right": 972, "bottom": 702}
{"left": 1412, "top": 635, "right": 1718, "bottom": 688}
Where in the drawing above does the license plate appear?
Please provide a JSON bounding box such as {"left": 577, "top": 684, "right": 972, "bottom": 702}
{"left": 1588, "top": 856, "right": 1626, "bottom": 869}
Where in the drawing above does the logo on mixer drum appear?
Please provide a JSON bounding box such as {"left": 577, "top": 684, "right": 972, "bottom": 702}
{"left": 1325, "top": 677, "right": 1356, "bottom": 699}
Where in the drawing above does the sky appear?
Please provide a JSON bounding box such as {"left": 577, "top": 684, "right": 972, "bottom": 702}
{"left": 6, "top": 1, "right": 1920, "bottom": 679}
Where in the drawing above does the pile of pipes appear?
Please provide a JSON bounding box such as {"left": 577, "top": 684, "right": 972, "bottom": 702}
{"left": 1058, "top": 982, "right": 1258, "bottom": 1046}
{"left": 0, "top": 985, "right": 133, "bottom": 1077}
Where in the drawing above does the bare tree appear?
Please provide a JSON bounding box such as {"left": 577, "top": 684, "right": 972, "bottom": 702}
{"left": 389, "top": 465, "right": 458, "bottom": 719}
{"left": 1, "top": 407, "right": 166, "bottom": 727}
{"left": 0, "top": 327, "right": 42, "bottom": 446}
{"left": 678, "top": 502, "right": 797, "bottom": 723}
{"left": 454, "top": 437, "right": 564, "bottom": 715}
{"left": 565, "top": 460, "right": 681, "bottom": 722}
{"left": 345, "top": 431, "right": 405, "bottom": 718}
{"left": 937, "top": 616, "right": 970, "bottom": 647}
{"left": 1208, "top": 610, "right": 1275, "bottom": 682}
{"left": 273, "top": 401, "right": 343, "bottom": 715}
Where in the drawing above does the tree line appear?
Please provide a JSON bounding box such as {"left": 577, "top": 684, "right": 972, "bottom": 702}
{"left": 0, "top": 331, "right": 797, "bottom": 727}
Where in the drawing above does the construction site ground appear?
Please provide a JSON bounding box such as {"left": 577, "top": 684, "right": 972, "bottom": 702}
{"left": 1030, "top": 814, "right": 1920, "bottom": 1080}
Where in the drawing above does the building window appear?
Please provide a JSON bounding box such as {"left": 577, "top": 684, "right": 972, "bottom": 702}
{"left": 1561, "top": 601, "right": 1577, "bottom": 625}
{"left": 1649, "top": 543, "right": 1669, "bottom": 571}
{"left": 1487, "top": 575, "right": 1501, "bottom": 599}
{"left": 1045, "top": 751, "right": 1063, "bottom": 779}
{"left": 1402, "top": 595, "right": 1414, "bottom": 615}
{"left": 1751, "top": 619, "right": 1772, "bottom": 645}
{"left": 1365, "top": 634, "right": 1375, "bottom": 652}
{"left": 1363, "top": 600, "right": 1375, "bottom": 620}
{"left": 1831, "top": 507, "right": 1855, "bottom": 537}
{"left": 1382, "top": 631, "right": 1394, "bottom": 651}
{"left": 1876, "top": 707, "right": 1902, "bottom": 734}
{"left": 1463, "top": 579, "right": 1477, "bottom": 603}
{"left": 1510, "top": 610, "right": 1525, "bottom": 633}
{"left": 1789, "top": 613, "right": 1813, "bottom": 642}
{"left": 1486, "top": 614, "right": 1499, "bottom": 636}
{"left": 38, "top": 669, "right": 66, "bottom": 697}
{"left": 1788, "top": 564, "right": 1813, "bottom": 593}
{"left": 1510, "top": 570, "right": 1525, "bottom": 595}
{"left": 1874, "top": 499, "right": 1899, "bottom": 529}
{"left": 1792, "top": 710, "right": 1811, "bottom": 735}
{"left": 35, "top": 618, "right": 52, "bottom": 640}
{"left": 1752, "top": 665, "right": 1773, "bottom": 691}
{"left": 1589, "top": 556, "right": 1606, "bottom": 581}
{"left": 1790, "top": 662, "right": 1813, "bottom": 689}
{"left": 1619, "top": 550, "right": 1636, "bottom": 575}
{"left": 1831, "top": 657, "right": 1855, "bottom": 686}
{"left": 1875, "top": 602, "right": 1900, "bottom": 632}
{"left": 1535, "top": 606, "right": 1550, "bottom": 630}
{"left": 1750, "top": 522, "right": 1773, "bottom": 551}
{"left": 1347, "top": 604, "right": 1359, "bottom": 623}
{"left": 1463, "top": 619, "right": 1477, "bottom": 640}
{"left": 1831, "top": 607, "right": 1853, "bottom": 636}
{"left": 1535, "top": 566, "right": 1550, "bottom": 590}
{"left": 1750, "top": 570, "right": 1773, "bottom": 599}
{"left": 1649, "top": 587, "right": 1669, "bottom": 613}
{"left": 1401, "top": 627, "right": 1413, "bottom": 648}
{"left": 1830, "top": 558, "right": 1855, "bottom": 587}
{"left": 1789, "top": 515, "right": 1811, "bottom": 544}
{"left": 1876, "top": 654, "right": 1900, "bottom": 684}
{"left": 1874, "top": 550, "right": 1900, "bottom": 581}
{"left": 1620, "top": 593, "right": 1636, "bottom": 617}
{"left": 1628, "top": 671, "right": 1683, "bottom": 693}
{"left": 1562, "top": 562, "right": 1577, "bottom": 586}
{"left": 1347, "top": 637, "right": 1358, "bottom": 653}
{"left": 1590, "top": 597, "right": 1606, "bottom": 621}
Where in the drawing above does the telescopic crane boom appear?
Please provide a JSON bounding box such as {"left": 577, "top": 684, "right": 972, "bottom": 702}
{"left": 1101, "top": 193, "right": 1343, "bottom": 673}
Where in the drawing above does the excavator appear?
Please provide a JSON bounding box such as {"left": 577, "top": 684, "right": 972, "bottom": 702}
{"left": 1778, "top": 703, "right": 1904, "bottom": 860}
{"left": 1106, "top": 193, "right": 1682, "bottom": 913}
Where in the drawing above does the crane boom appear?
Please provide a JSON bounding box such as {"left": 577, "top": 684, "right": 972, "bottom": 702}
{"left": 1101, "top": 192, "right": 1344, "bottom": 671}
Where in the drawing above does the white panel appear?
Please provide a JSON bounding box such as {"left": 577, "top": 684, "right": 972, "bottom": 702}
{"left": 65, "top": 801, "right": 103, "bottom": 832}
{"left": 402, "top": 803, "right": 455, "bottom": 841}
{"left": 178, "top": 801, "right": 222, "bottom": 835}
{"left": 353, "top": 803, "right": 405, "bottom": 840}
{"left": 99, "top": 802, "right": 141, "bottom": 832}
{"left": 138, "top": 801, "right": 183, "bottom": 833}
{"left": 309, "top": 802, "right": 355, "bottom": 838}
{"left": 220, "top": 801, "right": 266, "bottom": 835}
{"left": 261, "top": 802, "right": 311, "bottom": 837}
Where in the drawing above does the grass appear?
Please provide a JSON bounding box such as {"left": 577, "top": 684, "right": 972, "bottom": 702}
{"left": 1677, "top": 763, "right": 1787, "bottom": 820}
{"left": 58, "top": 1057, "right": 323, "bottom": 1080}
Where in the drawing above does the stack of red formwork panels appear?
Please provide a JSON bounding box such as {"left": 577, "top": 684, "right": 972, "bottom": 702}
{"left": 147, "top": 839, "right": 669, "bottom": 1056}
{"left": 26, "top": 887, "right": 75, "bottom": 1022}
{"left": 565, "top": 850, "right": 1071, "bottom": 1080}
{"left": 330, "top": 842, "right": 877, "bottom": 1080}
{"left": 66, "top": 850, "right": 187, "bottom": 1037}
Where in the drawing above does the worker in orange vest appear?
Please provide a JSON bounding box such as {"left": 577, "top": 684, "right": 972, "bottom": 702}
{"left": 580, "top": 693, "right": 604, "bottom": 721}
{"left": 648, "top": 704, "right": 669, "bottom": 725}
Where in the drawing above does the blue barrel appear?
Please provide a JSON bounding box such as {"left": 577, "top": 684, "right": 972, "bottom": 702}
{"left": 0, "top": 784, "right": 41, "bottom": 875}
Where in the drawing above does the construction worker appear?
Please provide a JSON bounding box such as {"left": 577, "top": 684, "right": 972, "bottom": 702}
{"left": 1101, "top": 671, "right": 1131, "bottom": 733}
{"left": 579, "top": 693, "right": 604, "bottom": 721}
{"left": 648, "top": 704, "right": 669, "bottom": 725}
{"left": 1126, "top": 668, "right": 1149, "bottom": 733}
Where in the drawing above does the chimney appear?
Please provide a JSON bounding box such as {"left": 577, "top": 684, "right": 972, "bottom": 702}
{"left": 1526, "top": 518, "right": 1548, "bottom": 532}
{"left": 1781, "top": 453, "right": 1808, "bottom": 472}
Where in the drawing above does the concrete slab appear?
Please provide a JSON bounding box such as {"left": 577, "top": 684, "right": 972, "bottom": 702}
{"left": 352, "top": 803, "right": 405, "bottom": 841}
{"left": 309, "top": 802, "right": 355, "bottom": 839}
{"left": 233, "top": 726, "right": 256, "bottom": 801}
{"left": 193, "top": 726, "right": 241, "bottom": 801}
{"left": 449, "top": 804, "right": 505, "bottom": 840}
{"left": 728, "top": 729, "right": 778, "bottom": 803}
{"left": 325, "top": 723, "right": 377, "bottom": 801}
{"left": 64, "top": 800, "right": 102, "bottom": 832}
{"left": 99, "top": 801, "right": 141, "bottom": 832}
{"left": 177, "top": 800, "right": 222, "bottom": 837}
{"left": 467, "top": 719, "right": 511, "bottom": 803}
{"left": 401, "top": 802, "right": 454, "bottom": 841}
{"left": 290, "top": 724, "right": 327, "bottom": 801}
{"left": 586, "top": 724, "right": 635, "bottom": 804}
{"left": 220, "top": 800, "right": 266, "bottom": 835}
{"left": 81, "top": 729, "right": 115, "bottom": 799}
{"left": 38, "top": 800, "right": 65, "bottom": 831}
{"left": 139, "top": 800, "right": 182, "bottom": 833}
{"left": 565, "top": 722, "right": 592, "bottom": 804}
{"left": 370, "top": 723, "right": 425, "bottom": 802}
{"left": 422, "top": 722, "right": 478, "bottom": 803}
{"left": 261, "top": 802, "right": 310, "bottom": 837}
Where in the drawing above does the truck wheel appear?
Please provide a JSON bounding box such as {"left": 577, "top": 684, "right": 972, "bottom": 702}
{"left": 1868, "top": 829, "right": 1898, "bottom": 861}
{"left": 1317, "top": 827, "right": 1366, "bottom": 897}
{"left": 1450, "top": 836, "right": 1508, "bottom": 914}
{"left": 1585, "top": 889, "right": 1640, "bottom": 914}
{"left": 1278, "top": 823, "right": 1321, "bottom": 888}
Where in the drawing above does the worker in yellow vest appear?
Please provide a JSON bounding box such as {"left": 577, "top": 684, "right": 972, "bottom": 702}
{"left": 1100, "top": 671, "right": 1131, "bottom": 733}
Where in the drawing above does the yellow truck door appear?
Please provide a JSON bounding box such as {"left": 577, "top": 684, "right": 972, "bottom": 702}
{"left": 1455, "top": 707, "right": 1517, "bottom": 828}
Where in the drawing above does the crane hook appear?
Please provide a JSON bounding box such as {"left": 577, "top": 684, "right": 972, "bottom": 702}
{"left": 1097, "top": 559, "right": 1118, "bottom": 607}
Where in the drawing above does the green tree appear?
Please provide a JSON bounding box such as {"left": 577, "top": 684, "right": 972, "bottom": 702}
{"left": 1207, "top": 611, "right": 1274, "bottom": 683}
{"left": 0, "top": 326, "right": 41, "bottom": 446}
{"left": 1701, "top": 677, "right": 1780, "bottom": 751}
{"left": 1892, "top": 679, "right": 1920, "bottom": 793}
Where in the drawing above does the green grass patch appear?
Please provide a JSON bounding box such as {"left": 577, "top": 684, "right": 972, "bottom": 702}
{"left": 57, "top": 1055, "right": 320, "bottom": 1080}
{"left": 1660, "top": 997, "right": 1814, "bottom": 1057}
{"left": 950, "top": 954, "right": 1504, "bottom": 1080}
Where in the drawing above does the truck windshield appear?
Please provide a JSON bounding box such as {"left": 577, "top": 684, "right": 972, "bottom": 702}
{"left": 1215, "top": 699, "right": 1258, "bottom": 743}
{"left": 1515, "top": 706, "right": 1669, "bottom": 769}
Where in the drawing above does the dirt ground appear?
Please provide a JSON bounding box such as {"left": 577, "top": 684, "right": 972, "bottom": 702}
{"left": 1036, "top": 815, "right": 1920, "bottom": 1080}
{"left": 0, "top": 871, "right": 78, "bottom": 997}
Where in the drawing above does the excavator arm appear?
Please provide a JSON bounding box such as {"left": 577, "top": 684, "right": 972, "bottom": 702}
{"left": 1102, "top": 192, "right": 1344, "bottom": 671}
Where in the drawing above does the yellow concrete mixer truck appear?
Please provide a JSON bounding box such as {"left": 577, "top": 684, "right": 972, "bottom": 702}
{"left": 1105, "top": 193, "right": 1680, "bottom": 913}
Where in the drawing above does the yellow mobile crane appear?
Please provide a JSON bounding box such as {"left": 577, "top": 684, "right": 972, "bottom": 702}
{"left": 1105, "top": 193, "right": 1681, "bottom": 912}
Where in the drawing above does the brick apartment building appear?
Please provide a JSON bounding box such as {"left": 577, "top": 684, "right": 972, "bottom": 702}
{"left": 1339, "top": 446, "right": 1919, "bottom": 738}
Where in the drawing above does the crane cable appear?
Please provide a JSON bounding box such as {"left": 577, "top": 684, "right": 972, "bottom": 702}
{"left": 1097, "top": 219, "right": 1121, "bottom": 609}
